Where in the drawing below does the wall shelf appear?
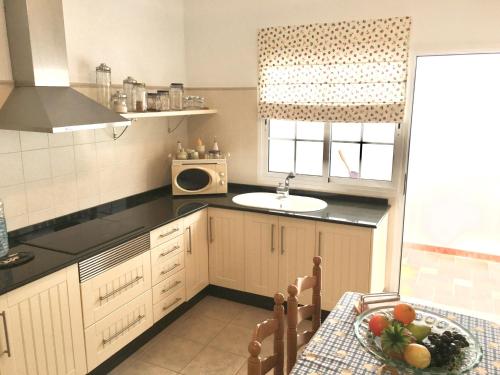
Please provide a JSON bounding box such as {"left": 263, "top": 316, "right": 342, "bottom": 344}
{"left": 121, "top": 109, "right": 217, "bottom": 120}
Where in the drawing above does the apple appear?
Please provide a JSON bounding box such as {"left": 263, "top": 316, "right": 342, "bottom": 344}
{"left": 369, "top": 314, "right": 390, "bottom": 336}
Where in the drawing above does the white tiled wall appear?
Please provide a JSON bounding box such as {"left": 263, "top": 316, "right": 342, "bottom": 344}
{"left": 0, "top": 121, "right": 188, "bottom": 231}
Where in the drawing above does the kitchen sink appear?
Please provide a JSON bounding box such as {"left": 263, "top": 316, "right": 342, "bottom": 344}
{"left": 232, "top": 192, "right": 327, "bottom": 212}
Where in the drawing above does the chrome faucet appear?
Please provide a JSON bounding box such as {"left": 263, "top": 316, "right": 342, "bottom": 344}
{"left": 276, "top": 172, "right": 295, "bottom": 198}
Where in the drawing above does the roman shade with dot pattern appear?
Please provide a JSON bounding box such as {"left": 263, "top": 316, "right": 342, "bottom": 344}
{"left": 257, "top": 17, "right": 412, "bottom": 123}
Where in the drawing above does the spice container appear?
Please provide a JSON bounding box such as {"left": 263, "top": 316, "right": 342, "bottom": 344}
{"left": 111, "top": 90, "right": 128, "bottom": 113}
{"left": 134, "top": 82, "right": 147, "bottom": 112}
{"left": 157, "top": 90, "right": 170, "bottom": 111}
{"left": 96, "top": 63, "right": 111, "bottom": 108}
{"left": 147, "top": 93, "right": 158, "bottom": 111}
{"left": 123, "top": 76, "right": 137, "bottom": 111}
{"left": 169, "top": 83, "right": 184, "bottom": 110}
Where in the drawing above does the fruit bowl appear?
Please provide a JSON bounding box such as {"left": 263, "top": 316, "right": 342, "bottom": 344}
{"left": 354, "top": 306, "right": 483, "bottom": 374}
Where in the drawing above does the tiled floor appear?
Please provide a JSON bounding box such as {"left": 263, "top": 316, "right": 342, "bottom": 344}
{"left": 110, "top": 296, "right": 308, "bottom": 375}
{"left": 401, "top": 247, "right": 500, "bottom": 321}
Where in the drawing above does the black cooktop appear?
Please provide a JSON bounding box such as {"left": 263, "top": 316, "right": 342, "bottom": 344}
{"left": 23, "top": 218, "right": 144, "bottom": 255}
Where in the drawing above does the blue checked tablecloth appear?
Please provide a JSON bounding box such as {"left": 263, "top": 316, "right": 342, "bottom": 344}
{"left": 291, "top": 292, "right": 500, "bottom": 375}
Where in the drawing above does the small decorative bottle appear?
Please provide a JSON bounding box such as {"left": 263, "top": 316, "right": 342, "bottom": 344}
{"left": 0, "top": 199, "right": 9, "bottom": 258}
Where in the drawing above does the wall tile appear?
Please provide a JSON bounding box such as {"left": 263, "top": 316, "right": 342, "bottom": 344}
{"left": 0, "top": 130, "right": 20, "bottom": 153}
{"left": 73, "top": 129, "right": 96, "bottom": 145}
{"left": 0, "top": 153, "right": 24, "bottom": 187}
{"left": 50, "top": 146, "right": 75, "bottom": 177}
{"left": 25, "top": 179, "right": 53, "bottom": 213}
{"left": 95, "top": 128, "right": 115, "bottom": 143}
{"left": 0, "top": 184, "right": 27, "bottom": 217}
{"left": 74, "top": 143, "right": 97, "bottom": 172}
{"left": 76, "top": 170, "right": 99, "bottom": 199}
{"left": 48, "top": 133, "right": 74, "bottom": 148}
{"left": 78, "top": 195, "right": 99, "bottom": 210}
{"left": 5, "top": 214, "right": 29, "bottom": 232}
{"left": 29, "top": 208, "right": 55, "bottom": 225}
{"left": 22, "top": 149, "right": 51, "bottom": 182}
{"left": 52, "top": 174, "right": 78, "bottom": 203}
{"left": 96, "top": 141, "right": 115, "bottom": 170}
{"left": 20, "top": 132, "right": 49, "bottom": 150}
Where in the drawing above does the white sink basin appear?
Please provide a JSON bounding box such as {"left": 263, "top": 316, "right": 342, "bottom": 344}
{"left": 232, "top": 192, "right": 327, "bottom": 213}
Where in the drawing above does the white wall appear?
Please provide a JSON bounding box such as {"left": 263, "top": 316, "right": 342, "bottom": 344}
{"left": 185, "top": 0, "right": 500, "bottom": 87}
{"left": 0, "top": 0, "right": 188, "bottom": 231}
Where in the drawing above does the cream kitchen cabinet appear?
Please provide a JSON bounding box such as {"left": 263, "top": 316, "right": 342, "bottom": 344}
{"left": 0, "top": 265, "right": 87, "bottom": 375}
{"left": 316, "top": 215, "right": 388, "bottom": 310}
{"left": 184, "top": 209, "right": 209, "bottom": 300}
{"left": 244, "top": 213, "right": 279, "bottom": 296}
{"left": 208, "top": 208, "right": 245, "bottom": 290}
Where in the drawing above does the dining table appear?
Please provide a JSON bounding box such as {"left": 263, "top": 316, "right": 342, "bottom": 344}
{"left": 290, "top": 292, "right": 500, "bottom": 374}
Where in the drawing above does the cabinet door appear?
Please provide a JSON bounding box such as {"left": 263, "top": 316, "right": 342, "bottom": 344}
{"left": 244, "top": 213, "right": 279, "bottom": 297}
{"left": 316, "top": 222, "right": 372, "bottom": 310}
{"left": 3, "top": 265, "right": 87, "bottom": 375}
{"left": 278, "top": 217, "right": 316, "bottom": 304}
{"left": 208, "top": 208, "right": 245, "bottom": 290}
{"left": 184, "top": 209, "right": 209, "bottom": 300}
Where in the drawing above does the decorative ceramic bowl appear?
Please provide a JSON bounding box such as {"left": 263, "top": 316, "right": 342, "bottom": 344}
{"left": 354, "top": 306, "right": 483, "bottom": 374}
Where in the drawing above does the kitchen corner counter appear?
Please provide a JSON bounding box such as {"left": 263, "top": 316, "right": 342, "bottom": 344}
{"left": 3, "top": 184, "right": 389, "bottom": 296}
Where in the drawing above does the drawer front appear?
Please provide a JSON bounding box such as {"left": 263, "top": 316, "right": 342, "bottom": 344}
{"left": 81, "top": 252, "right": 152, "bottom": 328}
{"left": 153, "top": 287, "right": 185, "bottom": 323}
{"left": 150, "top": 219, "right": 184, "bottom": 248}
{"left": 150, "top": 235, "right": 184, "bottom": 265}
{"left": 151, "top": 251, "right": 184, "bottom": 286}
{"left": 152, "top": 268, "right": 185, "bottom": 304}
{"left": 84, "top": 290, "right": 153, "bottom": 371}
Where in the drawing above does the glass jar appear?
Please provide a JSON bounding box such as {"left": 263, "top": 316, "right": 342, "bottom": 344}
{"left": 96, "top": 63, "right": 111, "bottom": 109}
{"left": 111, "top": 90, "right": 128, "bottom": 113}
{"left": 157, "top": 90, "right": 170, "bottom": 111}
{"left": 133, "top": 82, "right": 147, "bottom": 112}
{"left": 147, "top": 93, "right": 160, "bottom": 111}
{"left": 123, "top": 76, "right": 137, "bottom": 111}
{"left": 0, "top": 200, "right": 9, "bottom": 258}
{"left": 183, "top": 96, "right": 194, "bottom": 109}
{"left": 169, "top": 83, "right": 184, "bottom": 110}
{"left": 194, "top": 96, "right": 206, "bottom": 109}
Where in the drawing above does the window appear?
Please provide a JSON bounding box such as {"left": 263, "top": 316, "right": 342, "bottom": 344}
{"left": 267, "top": 120, "right": 396, "bottom": 182}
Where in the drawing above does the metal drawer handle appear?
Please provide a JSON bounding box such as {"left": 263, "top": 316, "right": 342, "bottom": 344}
{"left": 209, "top": 217, "right": 214, "bottom": 243}
{"left": 162, "top": 298, "right": 182, "bottom": 311}
{"left": 271, "top": 224, "right": 275, "bottom": 253}
{"left": 161, "top": 280, "right": 182, "bottom": 294}
{"left": 102, "top": 314, "right": 145, "bottom": 346}
{"left": 0, "top": 312, "right": 11, "bottom": 357}
{"left": 160, "top": 245, "right": 180, "bottom": 257}
{"left": 159, "top": 227, "right": 179, "bottom": 238}
{"left": 187, "top": 226, "right": 192, "bottom": 254}
{"left": 280, "top": 226, "right": 285, "bottom": 254}
{"left": 99, "top": 276, "right": 144, "bottom": 301}
{"left": 318, "top": 231, "right": 322, "bottom": 256}
{"left": 160, "top": 263, "right": 180, "bottom": 275}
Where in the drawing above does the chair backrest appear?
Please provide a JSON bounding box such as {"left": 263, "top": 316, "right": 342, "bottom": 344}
{"left": 248, "top": 293, "right": 285, "bottom": 375}
{"left": 286, "top": 256, "right": 322, "bottom": 374}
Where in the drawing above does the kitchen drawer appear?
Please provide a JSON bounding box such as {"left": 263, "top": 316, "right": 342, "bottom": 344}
{"left": 84, "top": 290, "right": 153, "bottom": 371}
{"left": 151, "top": 250, "right": 184, "bottom": 286}
{"left": 81, "top": 251, "right": 152, "bottom": 328}
{"left": 150, "top": 219, "right": 184, "bottom": 248}
{"left": 152, "top": 268, "right": 185, "bottom": 304}
{"left": 153, "top": 287, "right": 185, "bottom": 323}
{"left": 150, "top": 234, "right": 184, "bottom": 265}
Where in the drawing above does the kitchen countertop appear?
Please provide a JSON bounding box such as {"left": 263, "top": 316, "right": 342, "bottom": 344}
{"left": 2, "top": 184, "right": 389, "bottom": 295}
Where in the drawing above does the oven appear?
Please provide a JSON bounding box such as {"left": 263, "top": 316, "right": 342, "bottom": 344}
{"left": 171, "top": 159, "right": 227, "bottom": 195}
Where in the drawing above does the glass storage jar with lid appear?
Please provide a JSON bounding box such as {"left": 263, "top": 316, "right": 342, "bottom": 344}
{"left": 147, "top": 93, "right": 161, "bottom": 111}
{"left": 111, "top": 90, "right": 128, "bottom": 113}
{"left": 96, "top": 63, "right": 111, "bottom": 109}
{"left": 123, "top": 76, "right": 137, "bottom": 111}
{"left": 169, "top": 83, "right": 184, "bottom": 110}
{"left": 134, "top": 82, "right": 147, "bottom": 112}
{"left": 157, "top": 90, "right": 170, "bottom": 111}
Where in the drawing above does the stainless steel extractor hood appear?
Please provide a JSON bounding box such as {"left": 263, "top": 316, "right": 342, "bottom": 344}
{"left": 0, "top": 0, "right": 130, "bottom": 133}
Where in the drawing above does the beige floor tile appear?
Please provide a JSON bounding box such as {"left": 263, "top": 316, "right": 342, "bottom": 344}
{"left": 184, "top": 296, "right": 247, "bottom": 323}
{"left": 230, "top": 305, "right": 273, "bottom": 330}
{"left": 109, "top": 357, "right": 179, "bottom": 375}
{"left": 167, "top": 313, "right": 228, "bottom": 345}
{"left": 135, "top": 332, "right": 204, "bottom": 372}
{"left": 181, "top": 346, "right": 246, "bottom": 375}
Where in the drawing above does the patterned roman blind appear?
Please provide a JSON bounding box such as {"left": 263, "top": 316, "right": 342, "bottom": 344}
{"left": 257, "top": 17, "right": 412, "bottom": 123}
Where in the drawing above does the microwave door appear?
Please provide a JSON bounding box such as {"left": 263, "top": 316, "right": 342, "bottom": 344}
{"left": 176, "top": 167, "right": 212, "bottom": 192}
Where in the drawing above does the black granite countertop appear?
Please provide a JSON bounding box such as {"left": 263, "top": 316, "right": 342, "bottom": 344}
{"left": 2, "top": 184, "right": 389, "bottom": 295}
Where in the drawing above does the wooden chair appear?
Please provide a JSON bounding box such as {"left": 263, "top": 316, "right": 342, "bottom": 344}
{"left": 248, "top": 293, "right": 285, "bottom": 375}
{"left": 286, "top": 256, "right": 322, "bottom": 374}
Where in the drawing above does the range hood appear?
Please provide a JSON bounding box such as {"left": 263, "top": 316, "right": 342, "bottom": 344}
{"left": 0, "top": 0, "right": 130, "bottom": 133}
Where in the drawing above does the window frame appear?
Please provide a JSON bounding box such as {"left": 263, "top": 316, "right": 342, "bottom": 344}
{"left": 258, "top": 119, "right": 402, "bottom": 197}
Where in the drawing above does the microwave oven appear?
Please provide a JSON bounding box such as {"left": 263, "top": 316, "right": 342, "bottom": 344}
{"left": 171, "top": 159, "right": 227, "bottom": 195}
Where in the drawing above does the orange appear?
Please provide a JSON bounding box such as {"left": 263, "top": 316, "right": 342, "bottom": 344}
{"left": 393, "top": 303, "right": 416, "bottom": 325}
